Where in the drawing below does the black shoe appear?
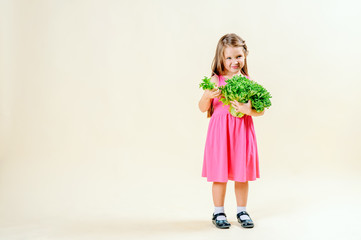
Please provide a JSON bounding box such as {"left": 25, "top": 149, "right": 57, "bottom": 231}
{"left": 212, "top": 212, "right": 231, "bottom": 229}
{"left": 236, "top": 211, "right": 254, "bottom": 228}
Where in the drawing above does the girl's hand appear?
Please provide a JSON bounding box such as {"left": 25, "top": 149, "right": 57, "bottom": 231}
{"left": 205, "top": 87, "right": 222, "bottom": 100}
{"left": 230, "top": 99, "right": 252, "bottom": 115}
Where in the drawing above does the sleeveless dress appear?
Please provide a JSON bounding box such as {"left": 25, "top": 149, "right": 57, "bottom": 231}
{"left": 202, "top": 74, "right": 260, "bottom": 182}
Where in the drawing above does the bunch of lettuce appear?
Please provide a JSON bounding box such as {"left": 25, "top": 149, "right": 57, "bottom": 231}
{"left": 199, "top": 76, "right": 217, "bottom": 90}
{"left": 199, "top": 75, "right": 272, "bottom": 118}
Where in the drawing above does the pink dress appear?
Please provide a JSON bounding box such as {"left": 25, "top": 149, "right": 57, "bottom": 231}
{"left": 202, "top": 74, "right": 260, "bottom": 182}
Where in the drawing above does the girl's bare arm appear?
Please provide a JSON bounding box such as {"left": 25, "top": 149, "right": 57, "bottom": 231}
{"left": 199, "top": 93, "right": 212, "bottom": 113}
{"left": 198, "top": 76, "right": 220, "bottom": 112}
{"left": 248, "top": 109, "right": 265, "bottom": 117}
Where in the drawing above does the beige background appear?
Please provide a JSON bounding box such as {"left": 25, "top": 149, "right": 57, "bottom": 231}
{"left": 1, "top": 0, "right": 361, "bottom": 239}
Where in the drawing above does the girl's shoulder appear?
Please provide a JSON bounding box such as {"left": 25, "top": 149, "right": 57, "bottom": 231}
{"left": 210, "top": 74, "right": 220, "bottom": 87}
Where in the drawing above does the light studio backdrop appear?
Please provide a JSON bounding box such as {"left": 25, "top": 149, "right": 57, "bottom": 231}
{"left": 0, "top": 0, "right": 360, "bottom": 239}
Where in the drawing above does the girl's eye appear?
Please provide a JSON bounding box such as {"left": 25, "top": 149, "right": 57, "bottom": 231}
{"left": 227, "top": 56, "right": 242, "bottom": 59}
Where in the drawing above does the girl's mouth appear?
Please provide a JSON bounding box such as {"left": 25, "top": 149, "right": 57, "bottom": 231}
{"left": 232, "top": 66, "right": 239, "bottom": 69}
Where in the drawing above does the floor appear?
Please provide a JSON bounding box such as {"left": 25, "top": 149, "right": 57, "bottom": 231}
{"left": 1, "top": 171, "right": 360, "bottom": 240}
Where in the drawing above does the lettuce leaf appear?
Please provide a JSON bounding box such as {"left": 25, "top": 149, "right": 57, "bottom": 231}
{"left": 199, "top": 76, "right": 216, "bottom": 90}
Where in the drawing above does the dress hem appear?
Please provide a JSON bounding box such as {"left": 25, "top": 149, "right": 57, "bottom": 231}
{"left": 201, "top": 175, "right": 260, "bottom": 183}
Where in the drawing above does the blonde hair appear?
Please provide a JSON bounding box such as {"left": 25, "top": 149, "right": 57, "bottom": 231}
{"left": 207, "top": 33, "right": 250, "bottom": 118}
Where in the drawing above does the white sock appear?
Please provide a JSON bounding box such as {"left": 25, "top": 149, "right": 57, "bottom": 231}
{"left": 214, "top": 206, "right": 226, "bottom": 220}
{"left": 237, "top": 206, "right": 250, "bottom": 220}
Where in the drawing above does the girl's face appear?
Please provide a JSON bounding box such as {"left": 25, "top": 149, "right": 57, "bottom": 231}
{"left": 222, "top": 46, "right": 245, "bottom": 76}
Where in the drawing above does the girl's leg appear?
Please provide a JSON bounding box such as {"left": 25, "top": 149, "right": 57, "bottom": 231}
{"left": 234, "top": 181, "right": 249, "bottom": 206}
{"left": 212, "top": 182, "right": 227, "bottom": 206}
{"left": 212, "top": 182, "right": 231, "bottom": 228}
{"left": 234, "top": 181, "right": 253, "bottom": 227}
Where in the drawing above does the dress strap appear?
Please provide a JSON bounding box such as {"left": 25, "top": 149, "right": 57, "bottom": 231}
{"left": 218, "top": 74, "right": 223, "bottom": 85}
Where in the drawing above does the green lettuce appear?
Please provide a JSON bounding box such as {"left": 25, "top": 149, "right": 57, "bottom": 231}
{"left": 199, "top": 76, "right": 216, "bottom": 90}
{"left": 199, "top": 74, "right": 272, "bottom": 118}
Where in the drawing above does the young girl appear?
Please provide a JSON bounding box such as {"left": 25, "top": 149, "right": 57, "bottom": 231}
{"left": 198, "top": 33, "right": 265, "bottom": 229}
